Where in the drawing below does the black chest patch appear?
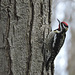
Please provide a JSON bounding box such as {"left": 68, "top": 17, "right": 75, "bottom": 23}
{"left": 52, "top": 32, "right": 66, "bottom": 54}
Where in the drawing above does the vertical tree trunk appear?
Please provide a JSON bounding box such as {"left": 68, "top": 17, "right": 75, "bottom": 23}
{"left": 0, "top": 0, "right": 52, "bottom": 75}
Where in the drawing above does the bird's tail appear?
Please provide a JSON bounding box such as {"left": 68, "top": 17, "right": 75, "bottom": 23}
{"left": 45, "top": 56, "right": 52, "bottom": 71}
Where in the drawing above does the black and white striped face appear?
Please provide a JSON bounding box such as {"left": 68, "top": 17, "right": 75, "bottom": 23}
{"left": 57, "top": 19, "right": 68, "bottom": 32}
{"left": 61, "top": 22, "right": 68, "bottom": 32}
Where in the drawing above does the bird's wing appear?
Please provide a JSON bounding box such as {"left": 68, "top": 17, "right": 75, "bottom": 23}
{"left": 44, "top": 31, "right": 56, "bottom": 64}
{"left": 44, "top": 31, "right": 56, "bottom": 50}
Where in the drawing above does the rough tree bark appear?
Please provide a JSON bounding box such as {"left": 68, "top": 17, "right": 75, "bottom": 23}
{"left": 0, "top": 0, "right": 52, "bottom": 75}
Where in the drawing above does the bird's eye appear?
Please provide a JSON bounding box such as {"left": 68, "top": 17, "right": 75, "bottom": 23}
{"left": 63, "top": 24, "right": 67, "bottom": 29}
{"left": 62, "top": 23, "right": 65, "bottom": 26}
{"left": 61, "top": 23, "right": 64, "bottom": 26}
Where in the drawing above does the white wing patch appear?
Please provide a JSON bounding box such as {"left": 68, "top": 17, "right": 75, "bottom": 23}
{"left": 53, "top": 34, "right": 57, "bottom": 48}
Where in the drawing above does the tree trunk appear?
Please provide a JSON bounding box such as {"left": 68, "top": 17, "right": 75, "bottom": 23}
{"left": 0, "top": 0, "right": 52, "bottom": 75}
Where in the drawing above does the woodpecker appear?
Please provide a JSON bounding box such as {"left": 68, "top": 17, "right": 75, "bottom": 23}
{"left": 44, "top": 19, "right": 68, "bottom": 72}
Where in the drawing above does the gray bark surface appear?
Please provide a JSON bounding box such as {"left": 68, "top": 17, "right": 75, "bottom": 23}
{"left": 0, "top": 0, "right": 52, "bottom": 75}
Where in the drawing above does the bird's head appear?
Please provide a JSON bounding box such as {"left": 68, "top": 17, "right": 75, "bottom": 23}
{"left": 57, "top": 19, "right": 68, "bottom": 32}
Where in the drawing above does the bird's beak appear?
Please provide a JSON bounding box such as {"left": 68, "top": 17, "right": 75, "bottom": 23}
{"left": 57, "top": 19, "right": 61, "bottom": 24}
{"left": 57, "top": 19, "right": 61, "bottom": 30}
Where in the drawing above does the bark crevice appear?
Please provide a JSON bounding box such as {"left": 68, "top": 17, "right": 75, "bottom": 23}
{"left": 14, "top": 0, "right": 18, "bottom": 21}
{"left": 26, "top": 0, "right": 34, "bottom": 75}
{"left": 0, "top": 0, "right": 1, "bottom": 19}
{"left": 41, "top": 28, "right": 46, "bottom": 75}
{"left": 48, "top": 0, "right": 51, "bottom": 24}
{"left": 5, "top": 7, "right": 13, "bottom": 75}
{"left": 2, "top": 33, "right": 5, "bottom": 43}
{"left": 9, "top": 0, "right": 11, "bottom": 4}
{"left": 13, "top": 25, "right": 15, "bottom": 37}
{"left": 40, "top": 2, "right": 43, "bottom": 16}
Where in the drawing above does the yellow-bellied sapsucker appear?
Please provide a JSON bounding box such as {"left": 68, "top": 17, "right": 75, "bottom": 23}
{"left": 44, "top": 19, "right": 68, "bottom": 73}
